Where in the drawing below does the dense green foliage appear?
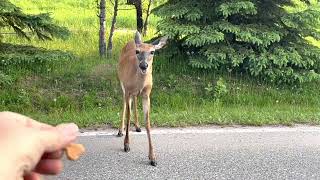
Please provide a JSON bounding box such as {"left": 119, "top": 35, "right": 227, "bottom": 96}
{"left": 0, "top": 0, "right": 73, "bottom": 82}
{"left": 154, "top": 0, "right": 320, "bottom": 84}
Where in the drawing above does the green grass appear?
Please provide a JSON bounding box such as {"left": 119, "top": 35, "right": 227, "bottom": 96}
{"left": 1, "top": 0, "right": 320, "bottom": 128}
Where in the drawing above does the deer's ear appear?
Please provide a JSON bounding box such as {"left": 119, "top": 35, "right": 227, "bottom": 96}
{"left": 153, "top": 36, "right": 168, "bottom": 50}
{"left": 135, "top": 31, "right": 142, "bottom": 45}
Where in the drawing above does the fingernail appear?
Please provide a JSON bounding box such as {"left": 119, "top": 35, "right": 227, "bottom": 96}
{"left": 58, "top": 123, "right": 79, "bottom": 138}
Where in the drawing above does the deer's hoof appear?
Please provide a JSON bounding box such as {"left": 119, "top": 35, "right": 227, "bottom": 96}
{"left": 117, "top": 131, "right": 123, "bottom": 137}
{"left": 124, "top": 144, "right": 130, "bottom": 152}
{"left": 150, "top": 160, "right": 157, "bottom": 166}
{"left": 136, "top": 127, "right": 142, "bottom": 132}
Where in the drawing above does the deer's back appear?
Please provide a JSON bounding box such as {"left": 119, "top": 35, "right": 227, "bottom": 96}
{"left": 118, "top": 41, "right": 136, "bottom": 78}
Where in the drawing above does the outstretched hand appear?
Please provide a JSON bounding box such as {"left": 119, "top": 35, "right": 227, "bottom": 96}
{"left": 0, "top": 111, "right": 79, "bottom": 180}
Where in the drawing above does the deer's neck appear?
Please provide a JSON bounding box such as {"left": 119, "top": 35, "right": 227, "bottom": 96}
{"left": 121, "top": 64, "right": 152, "bottom": 96}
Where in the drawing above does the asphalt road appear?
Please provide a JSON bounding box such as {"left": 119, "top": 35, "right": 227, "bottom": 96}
{"left": 46, "top": 126, "right": 320, "bottom": 180}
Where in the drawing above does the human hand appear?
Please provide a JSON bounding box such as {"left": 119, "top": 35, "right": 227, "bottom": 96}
{"left": 0, "top": 111, "right": 79, "bottom": 180}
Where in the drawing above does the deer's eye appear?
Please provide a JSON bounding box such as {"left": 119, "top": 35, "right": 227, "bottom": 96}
{"left": 136, "top": 50, "right": 140, "bottom": 54}
{"left": 150, "top": 51, "right": 155, "bottom": 55}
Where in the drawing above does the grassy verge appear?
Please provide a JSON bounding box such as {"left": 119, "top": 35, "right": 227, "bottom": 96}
{"left": 1, "top": 0, "right": 319, "bottom": 128}
{"left": 28, "top": 104, "right": 320, "bottom": 128}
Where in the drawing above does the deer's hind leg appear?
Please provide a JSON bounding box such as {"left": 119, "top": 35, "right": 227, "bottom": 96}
{"left": 133, "top": 96, "right": 141, "bottom": 132}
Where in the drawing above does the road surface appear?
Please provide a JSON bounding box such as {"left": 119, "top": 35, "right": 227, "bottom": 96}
{"left": 46, "top": 126, "right": 320, "bottom": 180}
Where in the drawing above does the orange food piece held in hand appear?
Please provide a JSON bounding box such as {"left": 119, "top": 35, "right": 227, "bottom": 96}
{"left": 65, "top": 143, "right": 85, "bottom": 161}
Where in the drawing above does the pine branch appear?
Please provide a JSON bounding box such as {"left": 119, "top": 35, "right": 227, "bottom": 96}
{"left": 0, "top": 0, "right": 69, "bottom": 41}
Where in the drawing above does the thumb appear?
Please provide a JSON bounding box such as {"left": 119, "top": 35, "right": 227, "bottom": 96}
{"left": 37, "top": 123, "right": 79, "bottom": 152}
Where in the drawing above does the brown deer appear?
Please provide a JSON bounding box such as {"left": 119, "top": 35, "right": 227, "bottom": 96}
{"left": 117, "top": 31, "right": 167, "bottom": 166}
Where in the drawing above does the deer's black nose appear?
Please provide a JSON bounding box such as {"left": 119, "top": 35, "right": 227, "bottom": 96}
{"left": 139, "top": 62, "right": 148, "bottom": 70}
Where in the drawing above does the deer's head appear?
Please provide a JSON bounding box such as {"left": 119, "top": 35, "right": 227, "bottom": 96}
{"left": 134, "top": 31, "right": 167, "bottom": 74}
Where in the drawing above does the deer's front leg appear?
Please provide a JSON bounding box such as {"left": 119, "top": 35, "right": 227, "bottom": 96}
{"left": 133, "top": 96, "right": 141, "bottom": 132}
{"left": 124, "top": 95, "right": 132, "bottom": 152}
{"left": 142, "top": 94, "right": 156, "bottom": 166}
{"left": 117, "top": 97, "right": 126, "bottom": 137}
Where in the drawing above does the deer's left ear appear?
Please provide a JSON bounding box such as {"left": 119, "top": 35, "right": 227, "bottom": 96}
{"left": 135, "top": 31, "right": 142, "bottom": 45}
{"left": 152, "top": 36, "right": 168, "bottom": 50}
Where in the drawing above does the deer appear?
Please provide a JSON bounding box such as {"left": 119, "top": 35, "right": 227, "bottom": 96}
{"left": 117, "top": 31, "right": 167, "bottom": 166}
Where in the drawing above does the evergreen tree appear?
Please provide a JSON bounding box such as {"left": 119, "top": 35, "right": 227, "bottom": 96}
{"left": 153, "top": 0, "right": 320, "bottom": 84}
{"left": 0, "top": 0, "right": 69, "bottom": 42}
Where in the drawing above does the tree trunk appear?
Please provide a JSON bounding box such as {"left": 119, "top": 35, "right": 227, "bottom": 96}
{"left": 107, "top": 0, "right": 119, "bottom": 56}
{"left": 127, "top": 0, "right": 143, "bottom": 33}
{"left": 143, "top": 0, "right": 153, "bottom": 36}
{"left": 135, "top": 0, "right": 143, "bottom": 33}
{"left": 99, "top": 0, "right": 107, "bottom": 57}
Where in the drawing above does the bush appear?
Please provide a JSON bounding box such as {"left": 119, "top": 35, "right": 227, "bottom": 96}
{"left": 0, "top": 43, "right": 74, "bottom": 71}
{"left": 205, "top": 77, "right": 228, "bottom": 102}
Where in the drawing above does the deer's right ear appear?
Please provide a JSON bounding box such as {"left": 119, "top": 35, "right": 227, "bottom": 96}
{"left": 152, "top": 36, "right": 168, "bottom": 50}
{"left": 135, "top": 31, "right": 142, "bottom": 45}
